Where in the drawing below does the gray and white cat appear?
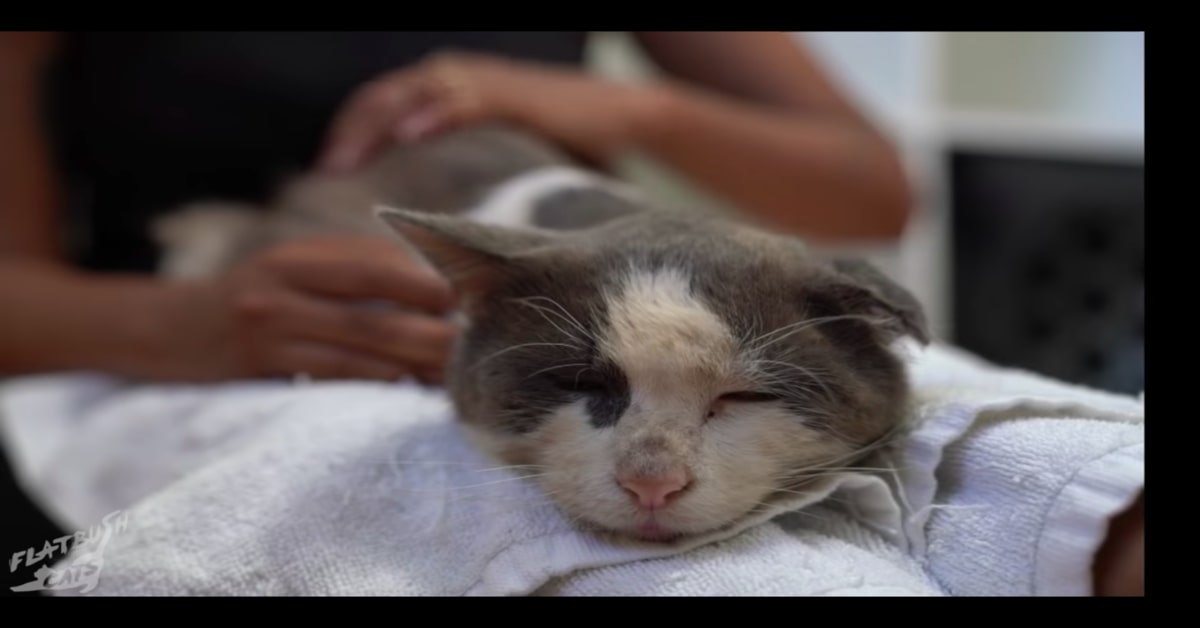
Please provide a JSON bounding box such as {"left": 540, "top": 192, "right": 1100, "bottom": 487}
{"left": 154, "top": 124, "right": 930, "bottom": 543}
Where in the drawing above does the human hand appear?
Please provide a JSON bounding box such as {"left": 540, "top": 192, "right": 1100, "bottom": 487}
{"left": 167, "top": 236, "right": 458, "bottom": 384}
{"left": 317, "top": 50, "right": 660, "bottom": 172}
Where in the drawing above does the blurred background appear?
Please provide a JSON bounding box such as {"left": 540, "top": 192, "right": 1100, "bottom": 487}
{"left": 589, "top": 31, "right": 1145, "bottom": 396}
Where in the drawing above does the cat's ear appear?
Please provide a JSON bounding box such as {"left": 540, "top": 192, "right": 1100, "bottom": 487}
{"left": 375, "top": 206, "right": 557, "bottom": 295}
{"left": 814, "top": 258, "right": 931, "bottom": 345}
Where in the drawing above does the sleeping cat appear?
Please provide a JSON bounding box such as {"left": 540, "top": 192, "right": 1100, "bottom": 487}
{"left": 154, "top": 124, "right": 930, "bottom": 543}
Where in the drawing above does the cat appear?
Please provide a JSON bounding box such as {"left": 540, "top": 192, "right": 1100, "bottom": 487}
{"left": 153, "top": 123, "right": 930, "bottom": 543}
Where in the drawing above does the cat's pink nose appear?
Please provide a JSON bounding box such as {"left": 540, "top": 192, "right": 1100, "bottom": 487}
{"left": 618, "top": 471, "right": 692, "bottom": 510}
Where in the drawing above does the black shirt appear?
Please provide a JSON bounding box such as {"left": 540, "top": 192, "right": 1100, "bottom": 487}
{"left": 43, "top": 31, "right": 590, "bottom": 271}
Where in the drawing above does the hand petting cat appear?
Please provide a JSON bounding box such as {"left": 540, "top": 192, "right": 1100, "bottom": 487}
{"left": 317, "top": 51, "right": 653, "bottom": 173}
{"left": 165, "top": 236, "right": 457, "bottom": 384}
{"left": 314, "top": 38, "right": 913, "bottom": 243}
{"left": 0, "top": 33, "right": 914, "bottom": 389}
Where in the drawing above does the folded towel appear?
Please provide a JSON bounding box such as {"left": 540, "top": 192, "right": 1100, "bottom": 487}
{"left": 0, "top": 343, "right": 1143, "bottom": 596}
{"left": 893, "top": 345, "right": 1145, "bottom": 596}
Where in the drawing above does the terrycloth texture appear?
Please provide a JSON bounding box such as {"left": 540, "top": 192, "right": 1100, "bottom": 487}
{"left": 880, "top": 346, "right": 1144, "bottom": 597}
{"left": 532, "top": 506, "right": 943, "bottom": 596}
{"left": 0, "top": 343, "right": 1143, "bottom": 596}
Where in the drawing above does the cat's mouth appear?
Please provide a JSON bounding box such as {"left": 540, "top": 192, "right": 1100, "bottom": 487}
{"left": 579, "top": 511, "right": 741, "bottom": 545}
{"left": 570, "top": 512, "right": 690, "bottom": 544}
{"left": 633, "top": 521, "right": 682, "bottom": 542}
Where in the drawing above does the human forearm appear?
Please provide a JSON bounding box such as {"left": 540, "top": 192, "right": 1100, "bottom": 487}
{"left": 0, "top": 31, "right": 64, "bottom": 260}
{"left": 0, "top": 96, "right": 63, "bottom": 260}
{"left": 0, "top": 262, "right": 199, "bottom": 379}
{"left": 315, "top": 48, "right": 914, "bottom": 242}
{"left": 626, "top": 82, "right": 913, "bottom": 241}
{"left": 2, "top": 234, "right": 462, "bottom": 384}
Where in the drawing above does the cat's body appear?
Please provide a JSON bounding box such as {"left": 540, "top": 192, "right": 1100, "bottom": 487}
{"left": 156, "top": 124, "right": 929, "bottom": 543}
{"left": 154, "top": 125, "right": 644, "bottom": 278}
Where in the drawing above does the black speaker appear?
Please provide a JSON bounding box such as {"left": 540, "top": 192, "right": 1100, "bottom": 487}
{"left": 951, "top": 149, "right": 1144, "bottom": 395}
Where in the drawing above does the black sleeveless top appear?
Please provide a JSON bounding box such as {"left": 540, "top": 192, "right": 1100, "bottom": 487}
{"left": 43, "top": 32, "right": 590, "bottom": 271}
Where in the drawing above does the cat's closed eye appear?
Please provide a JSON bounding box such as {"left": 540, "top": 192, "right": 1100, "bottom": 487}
{"left": 706, "top": 390, "right": 781, "bottom": 420}
{"left": 548, "top": 372, "right": 609, "bottom": 396}
{"left": 717, "top": 391, "right": 781, "bottom": 403}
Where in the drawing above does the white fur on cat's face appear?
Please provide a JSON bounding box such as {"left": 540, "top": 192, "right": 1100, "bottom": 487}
{"left": 472, "top": 267, "right": 853, "bottom": 541}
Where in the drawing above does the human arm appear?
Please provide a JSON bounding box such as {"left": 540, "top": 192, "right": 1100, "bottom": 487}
{"left": 0, "top": 31, "right": 159, "bottom": 377}
{"left": 0, "top": 30, "right": 64, "bottom": 261}
{"left": 0, "top": 32, "right": 455, "bottom": 383}
{"left": 0, "top": 244, "right": 457, "bottom": 383}
{"left": 318, "top": 32, "right": 912, "bottom": 241}
{"left": 627, "top": 31, "right": 912, "bottom": 241}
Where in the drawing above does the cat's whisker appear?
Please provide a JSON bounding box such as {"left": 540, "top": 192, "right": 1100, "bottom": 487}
{"left": 774, "top": 465, "right": 899, "bottom": 478}
{"left": 469, "top": 341, "right": 580, "bottom": 372}
{"left": 743, "top": 369, "right": 837, "bottom": 405}
{"left": 746, "top": 317, "right": 825, "bottom": 348}
{"left": 522, "top": 362, "right": 592, "bottom": 381}
{"left": 769, "top": 450, "right": 903, "bottom": 488}
{"left": 474, "top": 464, "right": 550, "bottom": 473}
{"left": 745, "top": 500, "right": 838, "bottom": 524}
{"left": 519, "top": 303, "right": 589, "bottom": 347}
{"left": 800, "top": 447, "right": 889, "bottom": 473}
{"left": 354, "top": 460, "right": 547, "bottom": 469}
{"left": 758, "top": 313, "right": 878, "bottom": 345}
{"left": 437, "top": 494, "right": 559, "bottom": 508}
{"left": 512, "top": 296, "right": 596, "bottom": 344}
{"left": 394, "top": 473, "right": 552, "bottom": 493}
{"left": 921, "top": 503, "right": 993, "bottom": 512}
{"left": 748, "top": 314, "right": 879, "bottom": 353}
{"left": 807, "top": 420, "right": 912, "bottom": 468}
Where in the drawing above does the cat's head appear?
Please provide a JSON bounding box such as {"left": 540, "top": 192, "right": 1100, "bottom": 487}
{"left": 379, "top": 207, "right": 929, "bottom": 542}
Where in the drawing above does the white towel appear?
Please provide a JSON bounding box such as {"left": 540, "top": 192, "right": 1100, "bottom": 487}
{"left": 0, "top": 343, "right": 1143, "bottom": 596}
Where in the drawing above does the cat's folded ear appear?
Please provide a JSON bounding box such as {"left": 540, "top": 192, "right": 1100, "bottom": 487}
{"left": 375, "top": 206, "right": 558, "bottom": 295}
{"left": 817, "top": 258, "right": 932, "bottom": 345}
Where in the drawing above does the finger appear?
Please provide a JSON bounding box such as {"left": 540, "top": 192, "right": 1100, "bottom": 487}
{"left": 265, "top": 291, "right": 459, "bottom": 371}
{"left": 266, "top": 238, "right": 457, "bottom": 315}
{"left": 320, "top": 88, "right": 410, "bottom": 172}
{"left": 393, "top": 103, "right": 455, "bottom": 142}
{"left": 319, "top": 77, "right": 430, "bottom": 172}
{"left": 262, "top": 341, "right": 411, "bottom": 382}
{"left": 392, "top": 63, "right": 485, "bottom": 142}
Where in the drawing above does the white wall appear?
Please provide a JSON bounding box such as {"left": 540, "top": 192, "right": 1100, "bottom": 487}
{"left": 941, "top": 32, "right": 1144, "bottom": 133}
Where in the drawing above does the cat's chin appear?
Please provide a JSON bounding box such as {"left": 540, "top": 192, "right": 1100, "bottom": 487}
{"left": 631, "top": 522, "right": 686, "bottom": 543}
{"left": 591, "top": 524, "right": 690, "bottom": 545}
{"left": 571, "top": 513, "right": 744, "bottom": 546}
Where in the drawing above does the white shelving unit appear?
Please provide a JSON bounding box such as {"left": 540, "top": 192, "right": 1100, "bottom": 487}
{"left": 585, "top": 31, "right": 1145, "bottom": 341}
